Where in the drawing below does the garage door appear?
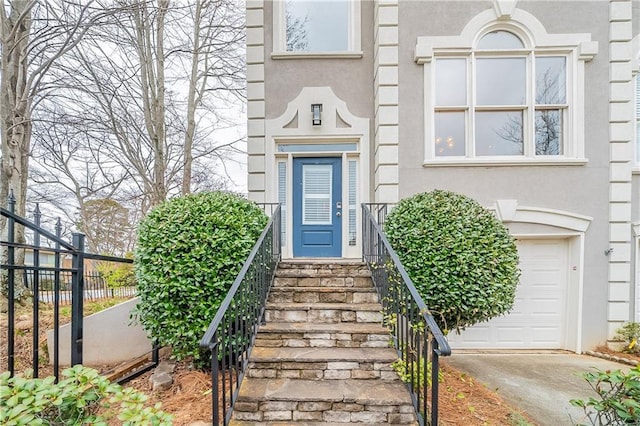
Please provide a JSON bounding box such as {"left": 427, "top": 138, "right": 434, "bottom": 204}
{"left": 447, "top": 239, "right": 569, "bottom": 349}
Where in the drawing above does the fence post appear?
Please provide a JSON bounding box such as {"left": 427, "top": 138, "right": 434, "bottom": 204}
{"left": 54, "top": 218, "right": 62, "bottom": 381}
{"left": 32, "top": 204, "right": 41, "bottom": 377}
{"left": 7, "top": 191, "right": 16, "bottom": 376}
{"left": 71, "top": 233, "right": 85, "bottom": 365}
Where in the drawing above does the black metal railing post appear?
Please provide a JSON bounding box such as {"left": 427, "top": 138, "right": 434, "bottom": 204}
{"left": 32, "top": 204, "right": 41, "bottom": 377}
{"left": 71, "top": 232, "right": 85, "bottom": 366}
{"left": 431, "top": 338, "right": 440, "bottom": 426}
{"left": 54, "top": 218, "right": 62, "bottom": 381}
{"left": 210, "top": 339, "right": 220, "bottom": 425}
{"left": 7, "top": 191, "right": 16, "bottom": 376}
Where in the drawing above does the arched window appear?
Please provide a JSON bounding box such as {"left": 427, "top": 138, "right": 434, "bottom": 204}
{"left": 416, "top": 7, "right": 597, "bottom": 165}
{"left": 433, "top": 29, "right": 567, "bottom": 158}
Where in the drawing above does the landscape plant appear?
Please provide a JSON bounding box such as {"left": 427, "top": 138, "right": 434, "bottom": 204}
{"left": 97, "top": 256, "right": 136, "bottom": 289}
{"left": 134, "top": 191, "right": 268, "bottom": 364}
{"left": 384, "top": 190, "right": 520, "bottom": 332}
{"left": 615, "top": 322, "right": 640, "bottom": 355}
{"left": 0, "top": 365, "right": 172, "bottom": 425}
{"left": 570, "top": 365, "right": 640, "bottom": 425}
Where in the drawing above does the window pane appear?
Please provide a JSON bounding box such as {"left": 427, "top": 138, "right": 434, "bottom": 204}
{"left": 286, "top": 0, "right": 348, "bottom": 52}
{"left": 302, "top": 164, "right": 332, "bottom": 225}
{"left": 475, "top": 111, "right": 523, "bottom": 155}
{"left": 535, "top": 110, "right": 563, "bottom": 155}
{"left": 477, "top": 31, "right": 524, "bottom": 49}
{"left": 435, "top": 112, "right": 466, "bottom": 156}
{"left": 536, "top": 57, "right": 566, "bottom": 104}
{"left": 476, "top": 58, "right": 526, "bottom": 105}
{"left": 436, "top": 59, "right": 466, "bottom": 106}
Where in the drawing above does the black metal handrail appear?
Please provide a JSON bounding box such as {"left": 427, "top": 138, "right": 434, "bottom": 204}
{"left": 362, "top": 203, "right": 451, "bottom": 426}
{"left": 200, "top": 204, "right": 281, "bottom": 425}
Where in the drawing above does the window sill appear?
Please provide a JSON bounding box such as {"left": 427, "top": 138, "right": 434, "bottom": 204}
{"left": 423, "top": 158, "right": 589, "bottom": 167}
{"left": 271, "top": 51, "right": 364, "bottom": 60}
{"left": 633, "top": 166, "right": 640, "bottom": 175}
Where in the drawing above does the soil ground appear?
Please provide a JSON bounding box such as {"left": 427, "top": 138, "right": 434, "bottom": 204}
{"left": 5, "top": 301, "right": 639, "bottom": 425}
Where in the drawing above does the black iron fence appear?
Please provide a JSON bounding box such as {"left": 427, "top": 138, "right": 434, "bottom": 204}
{"left": 200, "top": 204, "right": 281, "bottom": 425}
{"left": 362, "top": 203, "right": 451, "bottom": 426}
{"left": 23, "top": 270, "right": 136, "bottom": 305}
{"left": 1, "top": 194, "right": 146, "bottom": 382}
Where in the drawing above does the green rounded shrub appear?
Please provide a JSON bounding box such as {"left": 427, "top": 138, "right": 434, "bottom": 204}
{"left": 384, "top": 190, "right": 520, "bottom": 332}
{"left": 134, "top": 192, "right": 268, "bottom": 362}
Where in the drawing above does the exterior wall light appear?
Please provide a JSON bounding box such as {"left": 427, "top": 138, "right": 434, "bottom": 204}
{"left": 311, "top": 104, "right": 322, "bottom": 126}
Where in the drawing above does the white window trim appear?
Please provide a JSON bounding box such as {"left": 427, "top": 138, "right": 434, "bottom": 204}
{"left": 271, "top": 0, "right": 362, "bottom": 59}
{"left": 634, "top": 222, "right": 640, "bottom": 322}
{"left": 415, "top": 7, "right": 597, "bottom": 167}
{"left": 633, "top": 35, "right": 639, "bottom": 173}
{"left": 635, "top": 74, "right": 640, "bottom": 174}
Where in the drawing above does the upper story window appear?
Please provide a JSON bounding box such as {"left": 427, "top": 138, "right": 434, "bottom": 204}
{"left": 286, "top": 1, "right": 348, "bottom": 52}
{"left": 415, "top": 8, "right": 597, "bottom": 166}
{"left": 272, "top": 0, "right": 362, "bottom": 58}
{"left": 434, "top": 31, "right": 567, "bottom": 158}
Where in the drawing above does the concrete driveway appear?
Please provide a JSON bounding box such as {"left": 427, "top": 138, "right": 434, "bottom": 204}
{"left": 445, "top": 352, "right": 632, "bottom": 426}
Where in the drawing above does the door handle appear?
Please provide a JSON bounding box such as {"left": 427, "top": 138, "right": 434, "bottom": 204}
{"left": 336, "top": 211, "right": 342, "bottom": 217}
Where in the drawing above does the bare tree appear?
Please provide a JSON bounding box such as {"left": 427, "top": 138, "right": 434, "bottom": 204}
{"left": 77, "top": 198, "right": 132, "bottom": 256}
{"left": 285, "top": 0, "right": 308, "bottom": 51}
{"left": 496, "top": 67, "right": 564, "bottom": 155}
{"left": 175, "top": 0, "right": 245, "bottom": 194}
{"left": 1, "top": 0, "right": 108, "bottom": 301}
{"left": 31, "top": 0, "right": 245, "bottom": 217}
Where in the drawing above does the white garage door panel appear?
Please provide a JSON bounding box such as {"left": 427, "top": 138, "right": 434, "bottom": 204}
{"left": 447, "top": 239, "right": 568, "bottom": 349}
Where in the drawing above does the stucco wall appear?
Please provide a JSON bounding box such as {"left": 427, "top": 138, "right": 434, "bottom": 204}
{"left": 263, "top": 1, "right": 375, "bottom": 122}
{"left": 397, "top": 1, "right": 611, "bottom": 349}
{"left": 46, "top": 298, "right": 153, "bottom": 366}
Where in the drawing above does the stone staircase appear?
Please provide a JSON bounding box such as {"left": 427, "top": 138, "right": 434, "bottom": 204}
{"left": 231, "top": 260, "right": 417, "bottom": 425}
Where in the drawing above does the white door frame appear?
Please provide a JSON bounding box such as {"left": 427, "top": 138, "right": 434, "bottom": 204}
{"left": 265, "top": 87, "right": 370, "bottom": 259}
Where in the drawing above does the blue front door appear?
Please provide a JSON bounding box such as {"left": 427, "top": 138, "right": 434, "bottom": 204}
{"left": 293, "top": 157, "right": 342, "bottom": 257}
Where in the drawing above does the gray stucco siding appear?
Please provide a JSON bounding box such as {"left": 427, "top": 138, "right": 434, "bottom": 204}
{"left": 262, "top": 1, "right": 375, "bottom": 121}
{"left": 396, "top": 1, "right": 613, "bottom": 350}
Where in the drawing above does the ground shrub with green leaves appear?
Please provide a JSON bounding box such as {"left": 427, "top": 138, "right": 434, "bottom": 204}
{"left": 384, "top": 190, "right": 520, "bottom": 332}
{"left": 134, "top": 191, "right": 268, "bottom": 363}
{"left": 97, "top": 255, "right": 136, "bottom": 289}
{"left": 570, "top": 365, "right": 640, "bottom": 425}
{"left": 615, "top": 322, "right": 640, "bottom": 355}
{"left": 0, "top": 365, "right": 172, "bottom": 425}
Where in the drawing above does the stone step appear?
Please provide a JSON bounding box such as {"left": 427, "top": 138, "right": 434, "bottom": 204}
{"left": 273, "top": 275, "right": 373, "bottom": 288}
{"left": 275, "top": 261, "right": 371, "bottom": 279}
{"left": 231, "top": 423, "right": 415, "bottom": 426}
{"left": 264, "top": 303, "right": 384, "bottom": 324}
{"left": 232, "top": 378, "right": 417, "bottom": 424}
{"left": 268, "top": 286, "right": 379, "bottom": 304}
{"left": 255, "top": 322, "right": 390, "bottom": 348}
{"left": 231, "top": 422, "right": 416, "bottom": 426}
{"left": 246, "top": 347, "right": 399, "bottom": 381}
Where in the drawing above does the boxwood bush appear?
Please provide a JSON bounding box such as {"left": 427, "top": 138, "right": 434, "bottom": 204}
{"left": 384, "top": 190, "right": 520, "bottom": 333}
{"left": 134, "top": 192, "right": 268, "bottom": 363}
